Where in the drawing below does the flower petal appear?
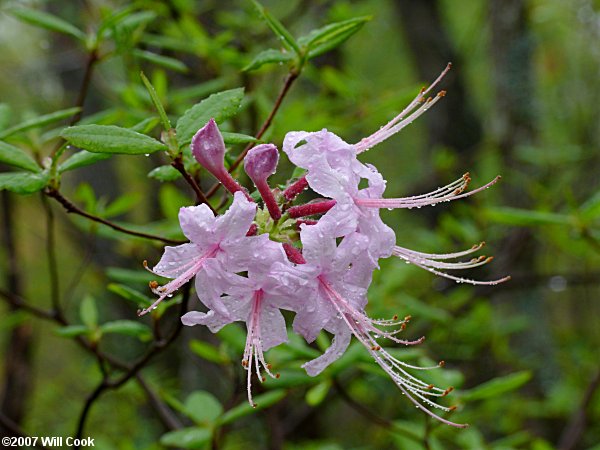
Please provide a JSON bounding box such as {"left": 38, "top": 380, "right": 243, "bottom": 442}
{"left": 215, "top": 191, "right": 257, "bottom": 240}
{"left": 152, "top": 243, "right": 201, "bottom": 278}
{"left": 302, "top": 323, "right": 352, "bottom": 376}
{"left": 178, "top": 204, "right": 216, "bottom": 244}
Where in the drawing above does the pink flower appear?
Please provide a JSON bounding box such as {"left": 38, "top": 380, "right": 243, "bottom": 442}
{"left": 274, "top": 222, "right": 466, "bottom": 427}
{"left": 139, "top": 191, "right": 257, "bottom": 315}
{"left": 181, "top": 236, "right": 301, "bottom": 406}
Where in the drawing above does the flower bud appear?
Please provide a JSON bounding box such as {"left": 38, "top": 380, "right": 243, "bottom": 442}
{"left": 191, "top": 119, "right": 250, "bottom": 199}
{"left": 244, "top": 144, "right": 281, "bottom": 220}
{"left": 244, "top": 144, "right": 279, "bottom": 182}
{"left": 191, "top": 118, "right": 226, "bottom": 174}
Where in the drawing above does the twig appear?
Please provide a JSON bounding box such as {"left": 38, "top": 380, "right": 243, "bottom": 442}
{"left": 0, "top": 412, "right": 48, "bottom": 450}
{"left": 135, "top": 374, "right": 182, "bottom": 431}
{"left": 46, "top": 188, "right": 184, "bottom": 245}
{"left": 332, "top": 378, "right": 422, "bottom": 444}
{"left": 70, "top": 50, "right": 99, "bottom": 126}
{"left": 73, "top": 285, "right": 191, "bottom": 444}
{"left": 41, "top": 195, "right": 63, "bottom": 319}
{"left": 558, "top": 368, "right": 600, "bottom": 450}
{"left": 171, "top": 156, "right": 216, "bottom": 213}
{"left": 206, "top": 71, "right": 299, "bottom": 200}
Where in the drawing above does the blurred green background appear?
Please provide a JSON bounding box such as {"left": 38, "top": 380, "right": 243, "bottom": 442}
{"left": 0, "top": 0, "right": 599, "bottom": 449}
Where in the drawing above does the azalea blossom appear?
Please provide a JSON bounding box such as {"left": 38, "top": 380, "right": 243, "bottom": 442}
{"left": 142, "top": 66, "right": 509, "bottom": 424}
{"left": 139, "top": 191, "right": 256, "bottom": 315}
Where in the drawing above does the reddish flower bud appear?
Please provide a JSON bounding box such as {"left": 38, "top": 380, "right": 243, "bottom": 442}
{"left": 191, "top": 119, "right": 250, "bottom": 199}
{"left": 244, "top": 144, "right": 281, "bottom": 220}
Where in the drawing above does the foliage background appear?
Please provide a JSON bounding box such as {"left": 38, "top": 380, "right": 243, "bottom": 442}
{"left": 0, "top": 0, "right": 599, "bottom": 449}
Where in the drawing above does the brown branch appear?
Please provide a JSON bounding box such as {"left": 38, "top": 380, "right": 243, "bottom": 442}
{"left": 206, "top": 71, "right": 299, "bottom": 200}
{"left": 558, "top": 368, "right": 600, "bottom": 450}
{"left": 135, "top": 374, "right": 182, "bottom": 431}
{"left": 74, "top": 285, "right": 191, "bottom": 443}
{"left": 46, "top": 188, "right": 184, "bottom": 245}
{"left": 41, "top": 195, "right": 64, "bottom": 319}
{"left": 70, "top": 49, "right": 99, "bottom": 126}
{"left": 0, "top": 412, "right": 48, "bottom": 450}
{"left": 332, "top": 378, "right": 422, "bottom": 444}
{"left": 171, "top": 156, "right": 216, "bottom": 213}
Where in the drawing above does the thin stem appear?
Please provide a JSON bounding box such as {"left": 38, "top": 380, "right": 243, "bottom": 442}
{"left": 46, "top": 188, "right": 184, "bottom": 245}
{"left": 332, "top": 378, "right": 422, "bottom": 444}
{"left": 135, "top": 374, "right": 182, "bottom": 431}
{"left": 41, "top": 195, "right": 63, "bottom": 319}
{"left": 0, "top": 412, "right": 49, "bottom": 450}
{"left": 171, "top": 156, "right": 216, "bottom": 213}
{"left": 207, "top": 71, "right": 299, "bottom": 200}
{"left": 74, "top": 284, "right": 191, "bottom": 441}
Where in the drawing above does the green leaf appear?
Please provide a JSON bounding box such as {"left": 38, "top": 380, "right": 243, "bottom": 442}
{"left": 176, "top": 88, "right": 245, "bottom": 146}
{"left": 462, "top": 371, "right": 532, "bottom": 401}
{"left": 61, "top": 125, "right": 167, "bottom": 154}
{"left": 160, "top": 428, "right": 212, "bottom": 449}
{"left": 484, "top": 207, "right": 571, "bottom": 226}
{"left": 0, "top": 107, "right": 81, "bottom": 140}
{"left": 189, "top": 339, "right": 229, "bottom": 365}
{"left": 580, "top": 190, "right": 600, "bottom": 221}
{"left": 218, "top": 390, "right": 286, "bottom": 425}
{"left": 243, "top": 48, "right": 294, "bottom": 71}
{"left": 0, "top": 104, "right": 11, "bottom": 130}
{"left": 183, "top": 391, "right": 223, "bottom": 425}
{"left": 58, "top": 150, "right": 111, "bottom": 173}
{"left": 305, "top": 380, "right": 331, "bottom": 406}
{"left": 130, "top": 116, "right": 161, "bottom": 134}
{"left": 55, "top": 325, "right": 90, "bottom": 338}
{"left": 107, "top": 283, "right": 153, "bottom": 307}
{"left": 134, "top": 50, "right": 188, "bottom": 74}
{"left": 250, "top": 0, "right": 301, "bottom": 55}
{"left": 221, "top": 132, "right": 258, "bottom": 145}
{"left": 103, "top": 193, "right": 140, "bottom": 218}
{"left": 0, "top": 141, "right": 40, "bottom": 172}
{"left": 299, "top": 17, "right": 371, "bottom": 59}
{"left": 159, "top": 184, "right": 189, "bottom": 219}
{"left": 80, "top": 295, "right": 98, "bottom": 328}
{"left": 100, "top": 320, "right": 152, "bottom": 341}
{"left": 7, "top": 8, "right": 86, "bottom": 41}
{"left": 0, "top": 171, "right": 49, "bottom": 194}
{"left": 140, "top": 72, "right": 172, "bottom": 130}
{"left": 148, "top": 165, "right": 181, "bottom": 182}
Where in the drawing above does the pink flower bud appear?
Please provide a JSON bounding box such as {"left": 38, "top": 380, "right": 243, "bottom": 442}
{"left": 244, "top": 144, "right": 281, "bottom": 220}
{"left": 244, "top": 144, "right": 279, "bottom": 181}
{"left": 191, "top": 118, "right": 226, "bottom": 174}
{"left": 191, "top": 119, "right": 251, "bottom": 199}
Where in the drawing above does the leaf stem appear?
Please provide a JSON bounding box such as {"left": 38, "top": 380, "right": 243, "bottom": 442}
{"left": 45, "top": 188, "right": 184, "bottom": 245}
{"left": 206, "top": 71, "right": 299, "bottom": 200}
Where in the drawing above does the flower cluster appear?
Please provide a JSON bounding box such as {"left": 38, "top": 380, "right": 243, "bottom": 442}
{"left": 141, "top": 67, "right": 508, "bottom": 426}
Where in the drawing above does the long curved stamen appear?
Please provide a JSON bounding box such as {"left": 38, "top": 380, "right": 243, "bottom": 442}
{"left": 317, "top": 278, "right": 466, "bottom": 427}
{"left": 242, "top": 290, "right": 278, "bottom": 407}
{"left": 399, "top": 258, "right": 512, "bottom": 286}
{"left": 139, "top": 247, "right": 219, "bottom": 316}
{"left": 394, "top": 247, "right": 494, "bottom": 270}
{"left": 397, "top": 242, "right": 486, "bottom": 260}
{"left": 355, "top": 64, "right": 452, "bottom": 153}
{"left": 354, "top": 176, "right": 500, "bottom": 209}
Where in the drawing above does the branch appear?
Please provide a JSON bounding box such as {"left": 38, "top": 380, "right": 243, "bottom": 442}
{"left": 332, "top": 378, "right": 422, "bottom": 444}
{"left": 0, "top": 412, "right": 48, "bottom": 450}
{"left": 73, "top": 285, "right": 191, "bottom": 443}
{"left": 558, "top": 368, "right": 600, "bottom": 450}
{"left": 46, "top": 188, "right": 184, "bottom": 245}
{"left": 41, "top": 195, "right": 64, "bottom": 320}
{"left": 206, "top": 71, "right": 299, "bottom": 200}
{"left": 171, "top": 157, "right": 216, "bottom": 213}
{"left": 136, "top": 374, "right": 182, "bottom": 431}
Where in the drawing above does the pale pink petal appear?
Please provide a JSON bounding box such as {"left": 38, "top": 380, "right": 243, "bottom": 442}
{"left": 259, "top": 305, "right": 288, "bottom": 351}
{"left": 302, "top": 324, "right": 352, "bottom": 376}
{"left": 178, "top": 204, "right": 216, "bottom": 244}
{"left": 214, "top": 191, "right": 257, "bottom": 240}
{"left": 181, "top": 310, "right": 231, "bottom": 332}
{"left": 152, "top": 243, "right": 201, "bottom": 278}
